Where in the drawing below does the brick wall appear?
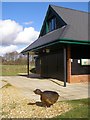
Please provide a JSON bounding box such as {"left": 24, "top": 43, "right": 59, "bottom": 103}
{"left": 67, "top": 46, "right": 90, "bottom": 83}
{"left": 71, "top": 75, "right": 90, "bottom": 83}
{"left": 67, "top": 46, "right": 71, "bottom": 83}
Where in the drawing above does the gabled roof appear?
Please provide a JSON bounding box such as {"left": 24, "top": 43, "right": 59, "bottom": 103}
{"left": 51, "top": 5, "right": 88, "bottom": 41}
{"left": 39, "top": 5, "right": 67, "bottom": 37}
{"left": 21, "top": 5, "right": 89, "bottom": 54}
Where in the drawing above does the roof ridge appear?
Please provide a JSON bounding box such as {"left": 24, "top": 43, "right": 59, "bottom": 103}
{"left": 50, "top": 4, "right": 88, "bottom": 14}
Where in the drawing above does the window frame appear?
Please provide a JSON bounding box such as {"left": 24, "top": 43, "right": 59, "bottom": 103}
{"left": 48, "top": 17, "right": 56, "bottom": 32}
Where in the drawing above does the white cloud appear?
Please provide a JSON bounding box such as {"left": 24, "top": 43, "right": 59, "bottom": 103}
{"left": 0, "top": 19, "right": 39, "bottom": 46}
{"left": 14, "top": 27, "right": 39, "bottom": 45}
{"left": 0, "top": 19, "right": 40, "bottom": 56}
{"left": 17, "top": 46, "right": 27, "bottom": 54}
{"left": 0, "top": 45, "right": 18, "bottom": 56}
{"left": 0, "top": 19, "right": 23, "bottom": 45}
{"left": 24, "top": 21, "right": 33, "bottom": 25}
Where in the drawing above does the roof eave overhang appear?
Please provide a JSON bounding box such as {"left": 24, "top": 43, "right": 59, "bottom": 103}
{"left": 21, "top": 38, "right": 90, "bottom": 54}
{"left": 59, "top": 38, "right": 90, "bottom": 45}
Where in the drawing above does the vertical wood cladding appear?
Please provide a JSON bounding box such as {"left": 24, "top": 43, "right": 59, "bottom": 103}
{"left": 71, "top": 59, "right": 90, "bottom": 75}
{"left": 40, "top": 49, "right": 64, "bottom": 80}
{"left": 71, "top": 45, "right": 90, "bottom": 75}
{"left": 35, "top": 44, "right": 90, "bottom": 83}
{"left": 35, "top": 57, "right": 41, "bottom": 74}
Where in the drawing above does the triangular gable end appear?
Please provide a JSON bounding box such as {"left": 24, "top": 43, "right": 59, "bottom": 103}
{"left": 39, "top": 5, "right": 67, "bottom": 37}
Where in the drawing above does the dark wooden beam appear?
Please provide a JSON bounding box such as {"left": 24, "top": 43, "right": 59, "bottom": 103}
{"left": 27, "top": 52, "right": 29, "bottom": 77}
{"left": 64, "top": 48, "right": 66, "bottom": 87}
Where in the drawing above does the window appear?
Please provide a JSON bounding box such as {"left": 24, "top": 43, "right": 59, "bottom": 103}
{"left": 81, "top": 59, "right": 90, "bottom": 65}
{"left": 49, "top": 17, "right": 56, "bottom": 32}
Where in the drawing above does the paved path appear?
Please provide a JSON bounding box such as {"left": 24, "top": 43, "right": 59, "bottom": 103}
{"left": 0, "top": 75, "right": 89, "bottom": 101}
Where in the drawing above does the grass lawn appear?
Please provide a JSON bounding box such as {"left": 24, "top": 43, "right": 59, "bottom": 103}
{"left": 0, "top": 65, "right": 33, "bottom": 76}
{"left": 55, "top": 98, "right": 89, "bottom": 119}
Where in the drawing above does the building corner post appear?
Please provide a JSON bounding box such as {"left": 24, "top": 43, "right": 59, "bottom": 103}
{"left": 64, "top": 47, "right": 66, "bottom": 87}
{"left": 27, "top": 52, "right": 29, "bottom": 77}
{"left": 67, "top": 46, "right": 71, "bottom": 83}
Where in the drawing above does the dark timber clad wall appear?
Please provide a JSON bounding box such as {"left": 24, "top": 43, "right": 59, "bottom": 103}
{"left": 35, "top": 45, "right": 90, "bottom": 81}
{"left": 71, "top": 45, "right": 90, "bottom": 75}
{"left": 41, "top": 49, "right": 64, "bottom": 80}
{"left": 71, "top": 59, "right": 90, "bottom": 75}
{"left": 35, "top": 57, "right": 41, "bottom": 74}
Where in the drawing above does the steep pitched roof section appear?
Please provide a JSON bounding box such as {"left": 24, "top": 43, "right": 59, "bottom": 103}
{"left": 21, "top": 26, "right": 67, "bottom": 53}
{"left": 51, "top": 5, "right": 88, "bottom": 41}
{"left": 21, "top": 5, "right": 89, "bottom": 54}
{"left": 39, "top": 5, "right": 67, "bottom": 37}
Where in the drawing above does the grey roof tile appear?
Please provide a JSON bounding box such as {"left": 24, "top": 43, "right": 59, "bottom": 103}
{"left": 21, "top": 26, "right": 67, "bottom": 53}
{"left": 51, "top": 5, "right": 88, "bottom": 41}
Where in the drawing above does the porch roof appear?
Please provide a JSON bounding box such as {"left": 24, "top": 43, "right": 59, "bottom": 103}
{"left": 21, "top": 26, "right": 89, "bottom": 54}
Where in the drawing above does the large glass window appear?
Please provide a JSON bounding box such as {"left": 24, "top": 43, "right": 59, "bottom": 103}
{"left": 49, "top": 17, "right": 56, "bottom": 32}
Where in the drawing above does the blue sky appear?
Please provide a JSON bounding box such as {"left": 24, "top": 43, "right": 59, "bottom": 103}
{"left": 2, "top": 2, "right": 88, "bottom": 31}
{"left": 0, "top": 2, "right": 89, "bottom": 56}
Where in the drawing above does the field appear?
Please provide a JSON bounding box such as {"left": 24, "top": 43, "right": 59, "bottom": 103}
{"left": 0, "top": 65, "right": 33, "bottom": 76}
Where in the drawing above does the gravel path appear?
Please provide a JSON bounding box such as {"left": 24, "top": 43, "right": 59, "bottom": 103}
{"left": 1, "top": 81, "right": 71, "bottom": 118}
{"left": 0, "top": 75, "right": 89, "bottom": 118}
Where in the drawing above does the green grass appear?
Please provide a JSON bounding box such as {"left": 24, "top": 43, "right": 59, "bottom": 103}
{"left": 0, "top": 65, "right": 33, "bottom": 76}
{"left": 55, "top": 98, "right": 89, "bottom": 119}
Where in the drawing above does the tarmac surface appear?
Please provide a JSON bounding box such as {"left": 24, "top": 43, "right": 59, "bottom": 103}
{"left": 0, "top": 74, "right": 89, "bottom": 101}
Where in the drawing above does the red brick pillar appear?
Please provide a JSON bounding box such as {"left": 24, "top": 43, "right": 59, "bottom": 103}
{"left": 67, "top": 46, "right": 71, "bottom": 83}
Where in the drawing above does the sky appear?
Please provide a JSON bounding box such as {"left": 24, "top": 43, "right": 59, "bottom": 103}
{"left": 0, "top": 2, "right": 89, "bottom": 56}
